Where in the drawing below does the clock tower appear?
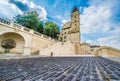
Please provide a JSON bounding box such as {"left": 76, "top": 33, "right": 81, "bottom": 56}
{"left": 69, "top": 7, "right": 80, "bottom": 43}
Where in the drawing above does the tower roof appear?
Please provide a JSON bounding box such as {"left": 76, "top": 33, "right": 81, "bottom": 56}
{"left": 72, "top": 7, "right": 78, "bottom": 12}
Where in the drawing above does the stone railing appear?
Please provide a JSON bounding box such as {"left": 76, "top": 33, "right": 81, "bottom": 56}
{"left": 0, "top": 17, "right": 11, "bottom": 25}
{"left": 0, "top": 17, "right": 58, "bottom": 42}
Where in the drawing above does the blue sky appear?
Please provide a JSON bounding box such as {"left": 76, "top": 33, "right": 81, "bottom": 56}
{"left": 0, "top": 0, "right": 120, "bottom": 49}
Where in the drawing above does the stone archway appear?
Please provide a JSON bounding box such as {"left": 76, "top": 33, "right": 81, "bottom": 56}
{"left": 0, "top": 32, "right": 25, "bottom": 54}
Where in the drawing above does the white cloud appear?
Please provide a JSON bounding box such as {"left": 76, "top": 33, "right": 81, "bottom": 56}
{"left": 62, "top": 19, "right": 68, "bottom": 24}
{"left": 0, "top": 0, "right": 48, "bottom": 21}
{"left": 80, "top": 1, "right": 112, "bottom": 34}
{"left": 0, "top": 0, "right": 22, "bottom": 19}
{"left": 17, "top": 0, "right": 35, "bottom": 8}
{"left": 55, "top": 15, "right": 68, "bottom": 24}
{"left": 20, "top": 0, "right": 48, "bottom": 21}
{"left": 29, "top": 1, "right": 36, "bottom": 8}
{"left": 97, "top": 36, "right": 120, "bottom": 49}
{"left": 17, "top": 0, "right": 28, "bottom": 4}
{"left": 98, "top": 36, "right": 116, "bottom": 43}
{"left": 80, "top": 0, "right": 120, "bottom": 49}
{"left": 84, "top": 35, "right": 120, "bottom": 49}
{"left": 36, "top": 6, "right": 47, "bottom": 21}
{"left": 86, "top": 40, "right": 93, "bottom": 44}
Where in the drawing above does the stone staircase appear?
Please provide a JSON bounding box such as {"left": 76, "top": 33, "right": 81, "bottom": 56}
{"left": 39, "top": 41, "right": 76, "bottom": 56}
{"left": 39, "top": 42, "right": 62, "bottom": 56}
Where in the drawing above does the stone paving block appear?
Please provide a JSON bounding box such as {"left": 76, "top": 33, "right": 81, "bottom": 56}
{"left": 0, "top": 57, "right": 120, "bottom": 81}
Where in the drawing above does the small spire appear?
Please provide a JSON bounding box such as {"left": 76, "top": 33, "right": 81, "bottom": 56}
{"left": 72, "top": 6, "right": 78, "bottom": 12}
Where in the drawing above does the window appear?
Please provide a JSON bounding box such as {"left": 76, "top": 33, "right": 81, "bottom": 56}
{"left": 91, "top": 49, "right": 94, "bottom": 51}
{"left": 60, "top": 38, "right": 62, "bottom": 41}
{"left": 64, "top": 36, "right": 66, "bottom": 39}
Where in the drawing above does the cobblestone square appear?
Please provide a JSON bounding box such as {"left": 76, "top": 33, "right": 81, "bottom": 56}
{"left": 0, "top": 57, "right": 120, "bottom": 81}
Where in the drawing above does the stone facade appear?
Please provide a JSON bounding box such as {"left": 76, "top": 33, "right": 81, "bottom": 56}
{"left": 58, "top": 7, "right": 91, "bottom": 55}
{"left": 90, "top": 45, "right": 100, "bottom": 55}
{"left": 79, "top": 43, "right": 91, "bottom": 55}
{"left": 97, "top": 46, "right": 120, "bottom": 58}
{"left": 0, "top": 19, "right": 56, "bottom": 55}
{"left": 59, "top": 7, "right": 80, "bottom": 44}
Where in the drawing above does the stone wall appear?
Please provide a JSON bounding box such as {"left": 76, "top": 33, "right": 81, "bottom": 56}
{"left": 0, "top": 19, "right": 56, "bottom": 55}
{"left": 90, "top": 46, "right": 100, "bottom": 55}
{"left": 40, "top": 41, "right": 76, "bottom": 56}
{"left": 31, "top": 34, "right": 55, "bottom": 54}
{"left": 79, "top": 43, "right": 91, "bottom": 55}
{"left": 97, "top": 46, "right": 120, "bottom": 58}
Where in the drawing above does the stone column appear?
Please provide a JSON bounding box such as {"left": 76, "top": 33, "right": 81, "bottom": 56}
{"left": 23, "top": 46, "right": 31, "bottom": 55}
{"left": 23, "top": 31, "right": 33, "bottom": 55}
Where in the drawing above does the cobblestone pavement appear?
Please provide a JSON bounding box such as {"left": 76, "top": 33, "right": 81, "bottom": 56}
{"left": 0, "top": 57, "right": 120, "bottom": 81}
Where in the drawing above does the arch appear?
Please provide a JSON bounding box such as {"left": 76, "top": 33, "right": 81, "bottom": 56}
{"left": 0, "top": 32, "right": 26, "bottom": 54}
{"left": 0, "top": 31, "right": 26, "bottom": 43}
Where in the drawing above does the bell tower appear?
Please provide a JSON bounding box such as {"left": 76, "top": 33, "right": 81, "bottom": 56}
{"left": 70, "top": 7, "right": 80, "bottom": 43}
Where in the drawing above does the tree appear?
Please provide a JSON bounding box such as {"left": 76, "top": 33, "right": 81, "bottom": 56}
{"left": 44, "top": 22, "right": 60, "bottom": 39}
{"left": 37, "top": 21, "right": 44, "bottom": 33}
{"left": 1, "top": 39, "right": 16, "bottom": 53}
{"left": 14, "top": 12, "right": 44, "bottom": 33}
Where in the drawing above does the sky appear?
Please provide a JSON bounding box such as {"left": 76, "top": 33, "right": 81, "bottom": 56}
{"left": 0, "top": 0, "right": 120, "bottom": 49}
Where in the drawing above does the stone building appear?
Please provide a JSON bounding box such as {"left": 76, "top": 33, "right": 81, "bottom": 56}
{"left": 59, "top": 7, "right": 80, "bottom": 44}
{"left": 90, "top": 45, "right": 100, "bottom": 55}
{"left": 58, "top": 7, "right": 91, "bottom": 55}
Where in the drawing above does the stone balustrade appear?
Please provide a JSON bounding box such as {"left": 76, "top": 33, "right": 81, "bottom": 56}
{"left": 0, "top": 17, "right": 57, "bottom": 42}
{"left": 0, "top": 17, "right": 11, "bottom": 25}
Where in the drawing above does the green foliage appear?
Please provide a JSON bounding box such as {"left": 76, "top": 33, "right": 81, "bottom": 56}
{"left": 14, "top": 12, "right": 43, "bottom": 33}
{"left": 44, "top": 22, "right": 60, "bottom": 39}
{"left": 37, "top": 22, "right": 44, "bottom": 33}
{"left": 14, "top": 11, "right": 60, "bottom": 39}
